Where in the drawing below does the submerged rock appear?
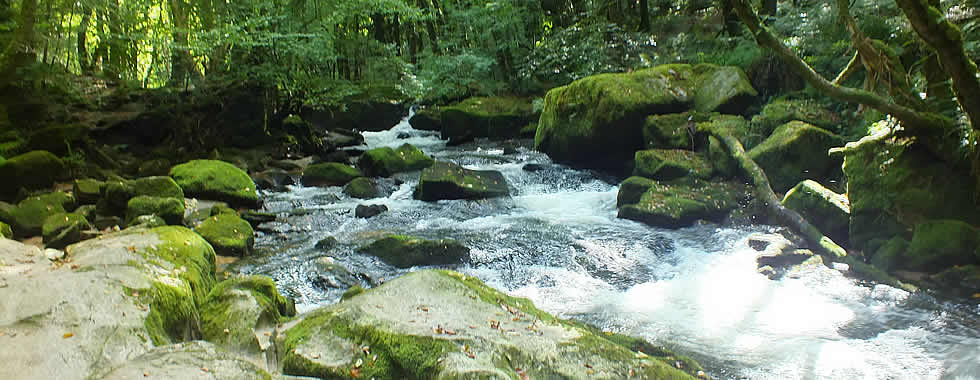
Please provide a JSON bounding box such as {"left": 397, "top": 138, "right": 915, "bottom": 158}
{"left": 170, "top": 159, "right": 259, "bottom": 208}
{"left": 278, "top": 270, "right": 700, "bottom": 379}
{"left": 414, "top": 161, "right": 509, "bottom": 201}
{"left": 354, "top": 204, "right": 388, "bottom": 218}
{"left": 194, "top": 213, "right": 256, "bottom": 257}
{"left": 302, "top": 162, "right": 362, "bottom": 187}
{"left": 747, "top": 121, "right": 843, "bottom": 193}
{"left": 617, "top": 176, "right": 746, "bottom": 228}
{"left": 781, "top": 180, "right": 850, "bottom": 244}
{"left": 356, "top": 143, "right": 434, "bottom": 177}
{"left": 359, "top": 234, "right": 469, "bottom": 268}
{"left": 311, "top": 256, "right": 359, "bottom": 289}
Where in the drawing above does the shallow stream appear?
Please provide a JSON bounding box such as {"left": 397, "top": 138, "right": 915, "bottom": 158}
{"left": 233, "top": 113, "right": 980, "bottom": 379}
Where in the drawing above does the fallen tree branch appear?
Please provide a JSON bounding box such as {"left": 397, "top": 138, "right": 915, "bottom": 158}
{"left": 703, "top": 125, "right": 847, "bottom": 258}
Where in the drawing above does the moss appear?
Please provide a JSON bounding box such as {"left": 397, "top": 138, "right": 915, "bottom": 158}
{"left": 200, "top": 275, "right": 295, "bottom": 349}
{"left": 440, "top": 96, "right": 537, "bottom": 141}
{"left": 781, "top": 180, "right": 850, "bottom": 244}
{"left": 749, "top": 98, "right": 840, "bottom": 138}
{"left": 618, "top": 177, "right": 745, "bottom": 228}
{"left": 126, "top": 195, "right": 185, "bottom": 226}
{"left": 746, "top": 121, "right": 844, "bottom": 193}
{"left": 129, "top": 214, "right": 167, "bottom": 229}
{"left": 617, "top": 176, "right": 656, "bottom": 207}
{"left": 905, "top": 220, "right": 980, "bottom": 271}
{"left": 642, "top": 112, "right": 701, "bottom": 150}
{"left": 359, "top": 234, "right": 469, "bottom": 268}
{"left": 408, "top": 108, "right": 441, "bottom": 131}
{"left": 0, "top": 150, "right": 66, "bottom": 198}
{"left": 302, "top": 162, "right": 362, "bottom": 186}
{"left": 41, "top": 212, "right": 91, "bottom": 249}
{"left": 73, "top": 178, "right": 104, "bottom": 205}
{"left": 104, "top": 176, "right": 185, "bottom": 214}
{"left": 143, "top": 279, "right": 199, "bottom": 345}
{"left": 145, "top": 226, "right": 217, "bottom": 309}
{"left": 633, "top": 149, "right": 713, "bottom": 180}
{"left": 209, "top": 204, "right": 237, "bottom": 216}
{"left": 414, "top": 161, "right": 509, "bottom": 201}
{"left": 871, "top": 237, "right": 909, "bottom": 272}
{"left": 692, "top": 63, "right": 758, "bottom": 113}
{"left": 357, "top": 144, "right": 434, "bottom": 177}
{"left": 0, "top": 221, "right": 12, "bottom": 238}
{"left": 707, "top": 135, "right": 738, "bottom": 178}
{"left": 194, "top": 213, "right": 255, "bottom": 257}
{"left": 169, "top": 160, "right": 259, "bottom": 208}
{"left": 342, "top": 177, "right": 379, "bottom": 199}
{"left": 2, "top": 192, "right": 74, "bottom": 237}
{"left": 341, "top": 285, "right": 366, "bottom": 301}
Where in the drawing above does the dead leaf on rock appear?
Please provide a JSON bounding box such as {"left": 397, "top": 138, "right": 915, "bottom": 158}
{"left": 62, "top": 332, "right": 74, "bottom": 339}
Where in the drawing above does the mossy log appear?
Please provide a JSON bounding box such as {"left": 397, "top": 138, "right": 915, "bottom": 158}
{"left": 703, "top": 124, "right": 846, "bottom": 258}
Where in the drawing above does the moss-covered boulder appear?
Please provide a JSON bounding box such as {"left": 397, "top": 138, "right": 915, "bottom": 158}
{"left": 931, "top": 264, "right": 980, "bottom": 297}
{"left": 439, "top": 96, "right": 537, "bottom": 142}
{"left": 170, "top": 160, "right": 259, "bottom": 208}
{"left": 841, "top": 131, "right": 980, "bottom": 252}
{"left": 73, "top": 178, "right": 105, "bottom": 205}
{"left": 642, "top": 112, "right": 702, "bottom": 150}
{"left": 201, "top": 275, "right": 295, "bottom": 353}
{"left": 0, "top": 191, "right": 75, "bottom": 237}
{"left": 746, "top": 121, "right": 843, "bottom": 193}
{"left": 617, "top": 177, "right": 746, "bottom": 228}
{"left": 781, "top": 180, "right": 850, "bottom": 244}
{"left": 750, "top": 98, "right": 840, "bottom": 137}
{"left": 126, "top": 195, "right": 185, "bottom": 226}
{"left": 104, "top": 176, "right": 184, "bottom": 214}
{"left": 26, "top": 123, "right": 88, "bottom": 155}
{"left": 0, "top": 221, "right": 12, "bottom": 238}
{"left": 357, "top": 143, "right": 434, "bottom": 177}
{"left": 302, "top": 162, "right": 362, "bottom": 187}
{"left": 616, "top": 176, "right": 657, "bottom": 207}
{"left": 414, "top": 161, "right": 509, "bottom": 201}
{"left": 194, "top": 213, "right": 255, "bottom": 257}
{"left": 42, "top": 212, "right": 92, "bottom": 249}
{"left": 633, "top": 149, "right": 713, "bottom": 180}
{"left": 279, "top": 270, "right": 700, "bottom": 380}
{"left": 0, "top": 150, "right": 66, "bottom": 199}
{"left": 359, "top": 234, "right": 469, "bottom": 268}
{"left": 407, "top": 107, "right": 441, "bottom": 131}
{"left": 904, "top": 220, "right": 980, "bottom": 272}
{"left": 535, "top": 64, "right": 756, "bottom": 171}
{"left": 707, "top": 135, "right": 738, "bottom": 178}
{"left": 870, "top": 237, "right": 909, "bottom": 272}
{"left": 342, "top": 177, "right": 379, "bottom": 199}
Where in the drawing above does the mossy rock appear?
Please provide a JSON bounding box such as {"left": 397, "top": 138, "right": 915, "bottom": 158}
{"left": 616, "top": 176, "right": 657, "bottom": 207}
{"left": 535, "top": 64, "right": 756, "bottom": 171}
{"left": 781, "top": 180, "right": 850, "bottom": 244}
{"left": 642, "top": 112, "right": 705, "bottom": 150}
{"left": 0, "top": 192, "right": 75, "bottom": 237}
{"left": 92, "top": 341, "right": 273, "bottom": 380}
{"left": 931, "top": 265, "right": 980, "bottom": 297}
{"left": 904, "top": 220, "right": 980, "bottom": 272}
{"left": 194, "top": 213, "right": 255, "bottom": 257}
{"left": 414, "top": 161, "right": 509, "bottom": 201}
{"left": 870, "top": 237, "right": 909, "bottom": 273}
{"left": 73, "top": 178, "right": 105, "bottom": 205}
{"left": 407, "top": 108, "right": 441, "bottom": 131}
{"left": 302, "top": 162, "right": 362, "bottom": 187}
{"left": 841, "top": 131, "right": 980, "bottom": 251}
{"left": 617, "top": 177, "right": 746, "bottom": 228}
{"left": 633, "top": 149, "right": 713, "bottom": 180}
{"left": 0, "top": 150, "right": 66, "bottom": 199}
{"left": 25, "top": 123, "right": 88, "bottom": 155}
{"left": 342, "top": 177, "right": 379, "bottom": 199}
{"left": 357, "top": 143, "right": 434, "bottom": 177}
{"left": 750, "top": 98, "right": 840, "bottom": 138}
{"left": 747, "top": 121, "right": 843, "bottom": 193}
{"left": 42, "top": 212, "right": 92, "bottom": 249}
{"left": 280, "top": 270, "right": 699, "bottom": 380}
{"left": 104, "top": 176, "right": 185, "bottom": 214}
{"left": 170, "top": 160, "right": 259, "bottom": 208}
{"left": 0, "top": 221, "right": 12, "bottom": 238}
{"left": 439, "top": 96, "right": 537, "bottom": 142}
{"left": 708, "top": 135, "right": 738, "bottom": 178}
{"left": 128, "top": 214, "right": 168, "bottom": 229}
{"left": 126, "top": 195, "right": 185, "bottom": 226}
{"left": 201, "top": 275, "right": 295, "bottom": 353}
{"left": 359, "top": 234, "right": 469, "bottom": 268}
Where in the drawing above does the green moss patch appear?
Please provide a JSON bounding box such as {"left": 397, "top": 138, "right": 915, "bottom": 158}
{"left": 414, "top": 161, "right": 509, "bottom": 201}
{"left": 194, "top": 213, "right": 255, "bottom": 257}
{"left": 781, "top": 180, "right": 850, "bottom": 244}
{"left": 618, "top": 177, "right": 746, "bottom": 228}
{"left": 0, "top": 150, "right": 66, "bottom": 199}
{"left": 42, "top": 212, "right": 92, "bottom": 249}
{"left": 747, "top": 121, "right": 843, "bottom": 193}
{"left": 1, "top": 191, "right": 75, "bottom": 237}
{"left": 0, "top": 221, "right": 12, "bottom": 238}
{"left": 905, "top": 220, "right": 980, "bottom": 271}
{"left": 342, "top": 177, "right": 379, "bottom": 199}
{"left": 357, "top": 144, "right": 434, "bottom": 177}
{"left": 170, "top": 160, "right": 259, "bottom": 208}
{"left": 201, "top": 275, "right": 295, "bottom": 351}
{"left": 359, "top": 234, "right": 469, "bottom": 268}
{"left": 126, "top": 195, "right": 185, "bottom": 226}
{"left": 633, "top": 149, "right": 713, "bottom": 180}
{"left": 302, "top": 162, "right": 362, "bottom": 187}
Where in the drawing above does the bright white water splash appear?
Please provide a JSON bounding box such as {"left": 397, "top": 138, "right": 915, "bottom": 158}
{"left": 247, "top": 113, "right": 980, "bottom": 380}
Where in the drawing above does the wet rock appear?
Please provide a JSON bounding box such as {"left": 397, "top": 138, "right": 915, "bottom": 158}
{"left": 311, "top": 256, "right": 359, "bottom": 289}
{"left": 617, "top": 177, "right": 745, "bottom": 228}
{"left": 0, "top": 191, "right": 75, "bottom": 237}
{"left": 355, "top": 204, "right": 388, "bottom": 218}
{"left": 781, "top": 180, "right": 850, "bottom": 244}
{"left": 302, "top": 162, "right": 361, "bottom": 187}
{"left": 749, "top": 232, "right": 814, "bottom": 279}
{"left": 904, "top": 220, "right": 980, "bottom": 271}
{"left": 359, "top": 234, "right": 469, "bottom": 268}
{"left": 0, "top": 150, "right": 66, "bottom": 200}
{"left": 92, "top": 341, "right": 271, "bottom": 380}
{"left": 356, "top": 143, "right": 434, "bottom": 177}
{"left": 279, "top": 270, "right": 700, "bottom": 379}
{"left": 633, "top": 149, "right": 713, "bottom": 180}
{"left": 200, "top": 275, "right": 295, "bottom": 354}
{"left": 126, "top": 195, "right": 185, "bottom": 226}
{"left": 241, "top": 210, "right": 277, "bottom": 229}
{"left": 343, "top": 177, "right": 379, "bottom": 199}
{"left": 42, "top": 212, "right": 92, "bottom": 249}
{"left": 408, "top": 108, "right": 442, "bottom": 131}
{"left": 170, "top": 159, "right": 260, "bottom": 208}
{"left": 252, "top": 168, "right": 296, "bottom": 191}
{"left": 616, "top": 176, "right": 656, "bottom": 207}
{"left": 930, "top": 264, "right": 980, "bottom": 297}
{"left": 315, "top": 236, "right": 339, "bottom": 250}
{"left": 194, "top": 213, "right": 255, "bottom": 257}
{"left": 397, "top": 132, "right": 411, "bottom": 139}
{"left": 103, "top": 176, "right": 184, "bottom": 215}
{"left": 73, "top": 178, "right": 105, "bottom": 205}
{"left": 522, "top": 163, "right": 550, "bottom": 172}
{"left": 414, "top": 161, "right": 509, "bottom": 201}
{"left": 747, "top": 121, "right": 843, "bottom": 193}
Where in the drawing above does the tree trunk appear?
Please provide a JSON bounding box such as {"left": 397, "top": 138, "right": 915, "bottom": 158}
{"left": 760, "top": 0, "right": 777, "bottom": 16}
{"left": 639, "top": 0, "right": 650, "bottom": 32}
{"left": 0, "top": 0, "right": 38, "bottom": 87}
{"left": 77, "top": 3, "right": 92, "bottom": 74}
{"left": 168, "top": 0, "right": 194, "bottom": 87}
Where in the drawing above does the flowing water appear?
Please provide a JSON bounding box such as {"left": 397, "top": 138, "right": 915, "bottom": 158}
{"left": 233, "top": 113, "right": 980, "bottom": 379}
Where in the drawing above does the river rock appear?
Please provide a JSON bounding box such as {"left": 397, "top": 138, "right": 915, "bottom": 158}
{"left": 0, "top": 221, "right": 11, "bottom": 238}
{"left": 903, "top": 220, "right": 980, "bottom": 271}
{"left": 414, "top": 161, "right": 509, "bottom": 201}
{"left": 302, "top": 162, "right": 362, "bottom": 187}
{"left": 0, "top": 191, "right": 75, "bottom": 237}
{"left": 126, "top": 195, "right": 185, "bottom": 226}
{"left": 91, "top": 341, "right": 271, "bottom": 380}
{"left": 0, "top": 150, "right": 66, "bottom": 200}
{"left": 617, "top": 177, "right": 745, "bottom": 228}
{"left": 194, "top": 213, "right": 255, "bottom": 257}
{"left": 103, "top": 176, "right": 185, "bottom": 215}
{"left": 42, "top": 212, "right": 92, "bottom": 249}
{"left": 311, "top": 256, "right": 359, "bottom": 289}
{"left": 633, "top": 149, "right": 713, "bottom": 180}
{"left": 930, "top": 264, "right": 980, "bottom": 297}
{"left": 170, "top": 159, "right": 260, "bottom": 208}
{"left": 359, "top": 234, "right": 469, "bottom": 268}
{"left": 535, "top": 64, "right": 757, "bottom": 171}
{"left": 439, "top": 96, "right": 537, "bottom": 142}
{"left": 747, "top": 121, "right": 843, "bottom": 193}
{"left": 781, "top": 180, "right": 850, "bottom": 244}
{"left": 749, "top": 98, "right": 840, "bottom": 141}
{"left": 641, "top": 112, "right": 706, "bottom": 150}
{"left": 252, "top": 168, "right": 296, "bottom": 191}
{"left": 356, "top": 143, "right": 434, "bottom": 177}
{"left": 241, "top": 210, "right": 277, "bottom": 228}
{"left": 0, "top": 226, "right": 218, "bottom": 380}
{"left": 355, "top": 204, "right": 388, "bottom": 218}
{"left": 200, "top": 275, "right": 295, "bottom": 354}
{"left": 343, "top": 177, "right": 379, "bottom": 199}
{"left": 278, "top": 270, "right": 700, "bottom": 379}
{"left": 841, "top": 130, "right": 980, "bottom": 254}
{"left": 408, "top": 107, "right": 441, "bottom": 131}
{"left": 73, "top": 178, "right": 105, "bottom": 205}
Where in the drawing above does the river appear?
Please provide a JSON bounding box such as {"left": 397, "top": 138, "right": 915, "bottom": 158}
{"left": 232, "top": 112, "right": 980, "bottom": 379}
